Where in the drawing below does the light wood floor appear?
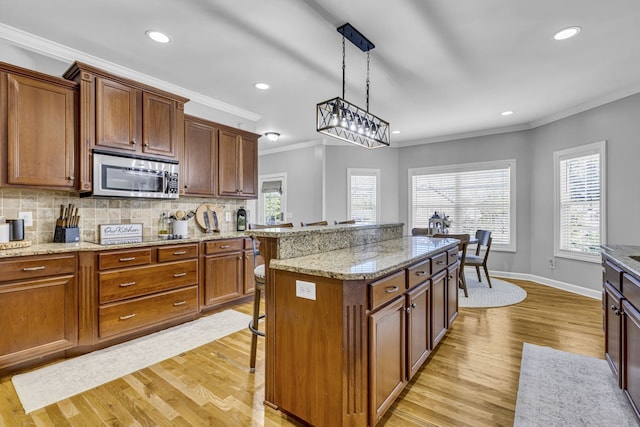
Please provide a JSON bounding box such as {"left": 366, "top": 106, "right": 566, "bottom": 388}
{"left": 0, "top": 278, "right": 603, "bottom": 427}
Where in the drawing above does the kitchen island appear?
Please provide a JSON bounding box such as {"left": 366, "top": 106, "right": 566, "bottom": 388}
{"left": 248, "top": 224, "right": 460, "bottom": 426}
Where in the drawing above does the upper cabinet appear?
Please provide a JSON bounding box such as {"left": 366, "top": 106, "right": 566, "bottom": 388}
{"left": 64, "top": 62, "right": 188, "bottom": 192}
{"left": 0, "top": 62, "right": 78, "bottom": 190}
{"left": 182, "top": 115, "right": 218, "bottom": 197}
{"left": 218, "top": 127, "right": 258, "bottom": 199}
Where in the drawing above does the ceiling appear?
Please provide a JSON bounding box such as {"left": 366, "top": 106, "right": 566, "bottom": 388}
{"left": 1, "top": 0, "right": 640, "bottom": 152}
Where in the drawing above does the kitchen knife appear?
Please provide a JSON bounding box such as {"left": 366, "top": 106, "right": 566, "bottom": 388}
{"left": 212, "top": 211, "right": 220, "bottom": 232}
{"left": 203, "top": 210, "right": 211, "bottom": 233}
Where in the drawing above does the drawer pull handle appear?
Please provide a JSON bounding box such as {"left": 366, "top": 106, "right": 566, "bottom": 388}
{"left": 385, "top": 286, "right": 399, "bottom": 293}
{"left": 436, "top": 261, "right": 445, "bottom": 265}
{"left": 173, "top": 272, "right": 187, "bottom": 278}
{"left": 119, "top": 281, "right": 136, "bottom": 287}
{"left": 415, "top": 270, "right": 427, "bottom": 276}
{"left": 219, "top": 245, "right": 231, "bottom": 249}
{"left": 23, "top": 266, "right": 46, "bottom": 271}
{"left": 119, "top": 257, "right": 136, "bottom": 262}
{"left": 173, "top": 251, "right": 187, "bottom": 255}
{"left": 173, "top": 301, "right": 187, "bottom": 307}
{"left": 119, "top": 313, "right": 136, "bottom": 320}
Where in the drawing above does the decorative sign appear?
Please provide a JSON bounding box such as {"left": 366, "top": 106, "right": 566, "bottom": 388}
{"left": 99, "top": 223, "right": 143, "bottom": 245}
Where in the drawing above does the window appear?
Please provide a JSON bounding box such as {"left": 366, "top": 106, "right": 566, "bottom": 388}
{"left": 409, "top": 160, "right": 516, "bottom": 251}
{"left": 258, "top": 173, "right": 287, "bottom": 225}
{"left": 554, "top": 141, "right": 606, "bottom": 262}
{"left": 348, "top": 168, "right": 380, "bottom": 223}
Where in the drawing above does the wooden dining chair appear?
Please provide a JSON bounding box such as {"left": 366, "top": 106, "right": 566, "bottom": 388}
{"left": 334, "top": 219, "right": 356, "bottom": 225}
{"left": 411, "top": 227, "right": 431, "bottom": 236}
{"left": 300, "top": 220, "right": 328, "bottom": 226}
{"left": 433, "top": 233, "right": 471, "bottom": 297}
{"left": 465, "top": 230, "right": 493, "bottom": 288}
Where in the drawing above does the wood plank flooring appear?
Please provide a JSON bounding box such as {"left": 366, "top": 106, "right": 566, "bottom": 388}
{"left": 0, "top": 278, "right": 604, "bottom": 426}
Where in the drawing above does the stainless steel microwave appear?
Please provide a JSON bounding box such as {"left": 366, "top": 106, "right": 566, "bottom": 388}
{"left": 92, "top": 150, "right": 179, "bottom": 199}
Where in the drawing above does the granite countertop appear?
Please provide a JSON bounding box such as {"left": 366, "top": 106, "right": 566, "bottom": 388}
{"left": 246, "top": 222, "right": 402, "bottom": 238}
{"left": 601, "top": 244, "right": 640, "bottom": 281}
{"left": 269, "top": 236, "right": 459, "bottom": 281}
{"left": 0, "top": 231, "right": 250, "bottom": 259}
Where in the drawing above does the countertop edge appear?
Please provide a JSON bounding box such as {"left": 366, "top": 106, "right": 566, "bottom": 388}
{"left": 601, "top": 244, "right": 640, "bottom": 282}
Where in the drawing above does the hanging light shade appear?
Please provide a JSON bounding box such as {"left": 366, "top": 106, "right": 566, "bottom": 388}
{"left": 316, "top": 23, "right": 390, "bottom": 149}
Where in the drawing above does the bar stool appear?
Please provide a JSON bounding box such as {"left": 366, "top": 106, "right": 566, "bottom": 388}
{"left": 248, "top": 239, "right": 265, "bottom": 373}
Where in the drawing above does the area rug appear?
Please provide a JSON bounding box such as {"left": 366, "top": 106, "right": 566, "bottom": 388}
{"left": 12, "top": 309, "right": 252, "bottom": 414}
{"left": 458, "top": 274, "right": 527, "bottom": 308}
{"left": 514, "top": 343, "right": 638, "bottom": 426}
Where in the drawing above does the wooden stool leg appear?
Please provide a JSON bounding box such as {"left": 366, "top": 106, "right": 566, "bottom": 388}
{"left": 249, "top": 286, "right": 262, "bottom": 373}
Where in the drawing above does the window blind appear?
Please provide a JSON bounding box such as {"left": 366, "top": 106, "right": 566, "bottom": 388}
{"left": 350, "top": 174, "right": 377, "bottom": 222}
{"left": 558, "top": 153, "right": 601, "bottom": 255}
{"left": 411, "top": 164, "right": 512, "bottom": 248}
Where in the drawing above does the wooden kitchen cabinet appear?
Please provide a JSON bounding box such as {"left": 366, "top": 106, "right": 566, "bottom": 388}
{"left": 218, "top": 127, "right": 259, "bottom": 198}
{"left": 447, "top": 262, "right": 460, "bottom": 327}
{"left": 407, "top": 281, "right": 431, "bottom": 380}
{"left": 63, "top": 62, "right": 188, "bottom": 192}
{"left": 623, "top": 299, "right": 640, "bottom": 417}
{"left": 182, "top": 115, "right": 218, "bottom": 196}
{"left": 0, "top": 62, "right": 77, "bottom": 190}
{"left": 431, "top": 270, "right": 448, "bottom": 348}
{"left": 604, "top": 281, "right": 623, "bottom": 385}
{"left": 0, "top": 253, "right": 78, "bottom": 371}
{"left": 202, "top": 239, "right": 244, "bottom": 307}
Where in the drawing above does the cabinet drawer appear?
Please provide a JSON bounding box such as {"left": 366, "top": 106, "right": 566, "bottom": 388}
{"left": 99, "top": 259, "right": 198, "bottom": 303}
{"left": 407, "top": 259, "right": 431, "bottom": 289}
{"left": 243, "top": 238, "right": 255, "bottom": 250}
{"left": 99, "top": 248, "right": 152, "bottom": 270}
{"left": 157, "top": 244, "right": 198, "bottom": 262}
{"left": 0, "top": 254, "right": 75, "bottom": 282}
{"left": 604, "top": 260, "right": 623, "bottom": 292}
{"left": 369, "top": 270, "right": 406, "bottom": 310}
{"left": 432, "top": 252, "right": 448, "bottom": 275}
{"left": 623, "top": 273, "right": 640, "bottom": 309}
{"left": 448, "top": 248, "right": 458, "bottom": 266}
{"left": 204, "top": 239, "right": 243, "bottom": 255}
{"left": 99, "top": 285, "right": 198, "bottom": 338}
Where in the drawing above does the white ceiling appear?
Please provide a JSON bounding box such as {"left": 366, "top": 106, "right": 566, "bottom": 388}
{"left": 1, "top": 0, "right": 640, "bottom": 151}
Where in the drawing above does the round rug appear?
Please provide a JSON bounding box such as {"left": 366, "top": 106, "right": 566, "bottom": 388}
{"left": 459, "top": 275, "right": 527, "bottom": 308}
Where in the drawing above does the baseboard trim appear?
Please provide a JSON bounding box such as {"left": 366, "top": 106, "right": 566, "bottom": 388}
{"left": 477, "top": 269, "right": 601, "bottom": 300}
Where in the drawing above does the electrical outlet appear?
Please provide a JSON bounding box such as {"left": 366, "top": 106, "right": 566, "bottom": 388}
{"left": 548, "top": 257, "right": 556, "bottom": 269}
{"left": 225, "top": 212, "right": 232, "bottom": 222}
{"left": 296, "top": 280, "right": 316, "bottom": 300}
{"left": 18, "top": 211, "right": 33, "bottom": 227}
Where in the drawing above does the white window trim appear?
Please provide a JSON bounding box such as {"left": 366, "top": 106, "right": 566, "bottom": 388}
{"left": 408, "top": 159, "right": 517, "bottom": 252}
{"left": 258, "top": 172, "right": 287, "bottom": 225}
{"left": 347, "top": 168, "right": 381, "bottom": 223}
{"left": 553, "top": 141, "right": 606, "bottom": 263}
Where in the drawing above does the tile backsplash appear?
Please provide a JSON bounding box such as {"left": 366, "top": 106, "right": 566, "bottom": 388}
{"left": 0, "top": 188, "right": 250, "bottom": 244}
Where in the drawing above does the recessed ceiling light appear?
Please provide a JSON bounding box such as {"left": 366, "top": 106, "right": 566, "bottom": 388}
{"left": 501, "top": 111, "right": 514, "bottom": 116}
{"left": 145, "top": 30, "right": 171, "bottom": 44}
{"left": 254, "top": 82, "right": 270, "bottom": 90}
{"left": 554, "top": 26, "right": 581, "bottom": 41}
{"left": 392, "top": 130, "right": 401, "bottom": 134}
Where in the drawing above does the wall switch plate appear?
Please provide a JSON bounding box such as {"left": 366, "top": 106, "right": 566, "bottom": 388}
{"left": 225, "top": 212, "right": 232, "bottom": 222}
{"left": 18, "top": 211, "right": 33, "bottom": 226}
{"left": 296, "top": 280, "right": 316, "bottom": 300}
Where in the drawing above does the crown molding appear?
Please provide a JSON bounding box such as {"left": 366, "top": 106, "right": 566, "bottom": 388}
{"left": 0, "top": 24, "right": 261, "bottom": 122}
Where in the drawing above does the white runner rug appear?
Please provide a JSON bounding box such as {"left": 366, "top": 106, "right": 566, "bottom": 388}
{"left": 459, "top": 275, "right": 527, "bottom": 308}
{"left": 514, "top": 343, "right": 638, "bottom": 426}
{"left": 12, "top": 309, "right": 252, "bottom": 414}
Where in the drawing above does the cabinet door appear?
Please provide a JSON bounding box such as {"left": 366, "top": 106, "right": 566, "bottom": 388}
{"left": 604, "top": 282, "right": 623, "bottom": 385}
{"left": 239, "top": 135, "right": 258, "bottom": 197}
{"left": 447, "top": 263, "right": 460, "bottom": 327}
{"left": 0, "top": 275, "right": 77, "bottom": 369}
{"left": 431, "top": 270, "right": 447, "bottom": 348}
{"left": 142, "top": 92, "right": 177, "bottom": 158}
{"left": 623, "top": 300, "right": 640, "bottom": 418}
{"left": 5, "top": 73, "right": 76, "bottom": 188}
{"left": 407, "top": 281, "right": 430, "bottom": 380}
{"left": 369, "top": 297, "right": 406, "bottom": 425}
{"left": 183, "top": 118, "right": 217, "bottom": 196}
{"left": 218, "top": 129, "right": 240, "bottom": 197}
{"left": 95, "top": 77, "right": 139, "bottom": 151}
{"left": 203, "top": 252, "right": 243, "bottom": 306}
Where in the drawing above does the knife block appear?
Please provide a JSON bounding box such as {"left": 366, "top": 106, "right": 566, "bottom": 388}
{"left": 54, "top": 226, "right": 80, "bottom": 243}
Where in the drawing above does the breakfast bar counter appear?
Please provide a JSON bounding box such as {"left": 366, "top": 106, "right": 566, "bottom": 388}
{"left": 248, "top": 224, "right": 460, "bottom": 426}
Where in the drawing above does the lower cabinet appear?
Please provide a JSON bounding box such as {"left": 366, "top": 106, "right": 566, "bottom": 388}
{"left": 604, "top": 281, "right": 623, "bottom": 384}
{"left": 407, "top": 281, "right": 431, "bottom": 380}
{"left": 623, "top": 300, "right": 640, "bottom": 416}
{"left": 0, "top": 254, "right": 78, "bottom": 370}
{"left": 447, "top": 262, "right": 460, "bottom": 326}
{"left": 431, "top": 270, "right": 448, "bottom": 348}
{"left": 202, "top": 238, "right": 253, "bottom": 308}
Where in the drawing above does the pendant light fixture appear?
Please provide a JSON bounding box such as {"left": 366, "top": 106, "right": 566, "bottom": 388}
{"left": 316, "top": 23, "right": 390, "bottom": 149}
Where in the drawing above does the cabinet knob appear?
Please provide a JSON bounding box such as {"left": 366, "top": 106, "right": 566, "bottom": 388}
{"left": 144, "top": 143, "right": 149, "bottom": 147}
{"left": 411, "top": 303, "right": 417, "bottom": 309}
{"left": 405, "top": 307, "right": 411, "bottom": 313}
{"left": 68, "top": 176, "right": 75, "bottom": 180}
{"left": 131, "top": 140, "right": 137, "bottom": 145}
